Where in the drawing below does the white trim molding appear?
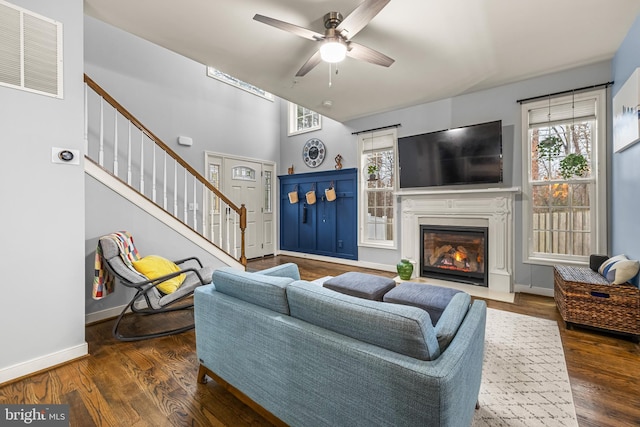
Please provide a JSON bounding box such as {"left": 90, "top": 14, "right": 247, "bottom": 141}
{"left": 398, "top": 187, "right": 519, "bottom": 295}
{"left": 0, "top": 343, "right": 87, "bottom": 385}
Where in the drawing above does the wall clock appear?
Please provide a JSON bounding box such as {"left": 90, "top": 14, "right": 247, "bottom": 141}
{"left": 302, "top": 138, "right": 326, "bottom": 168}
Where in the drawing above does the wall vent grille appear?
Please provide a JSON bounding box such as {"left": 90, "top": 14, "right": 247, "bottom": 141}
{"left": 0, "top": 1, "right": 63, "bottom": 98}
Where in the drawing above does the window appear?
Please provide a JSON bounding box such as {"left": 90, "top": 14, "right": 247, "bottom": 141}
{"left": 208, "top": 163, "right": 220, "bottom": 213}
{"left": 521, "top": 89, "right": 607, "bottom": 265}
{"left": 359, "top": 129, "right": 397, "bottom": 248}
{"left": 288, "top": 102, "right": 321, "bottom": 135}
{"left": 206, "top": 67, "right": 273, "bottom": 101}
{"left": 232, "top": 166, "right": 256, "bottom": 181}
{"left": 264, "top": 170, "right": 272, "bottom": 213}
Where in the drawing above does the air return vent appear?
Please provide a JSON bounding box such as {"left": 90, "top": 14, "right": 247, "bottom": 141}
{"left": 0, "top": 1, "right": 63, "bottom": 98}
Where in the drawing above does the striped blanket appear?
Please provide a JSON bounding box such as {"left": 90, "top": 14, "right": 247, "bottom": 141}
{"left": 92, "top": 231, "right": 141, "bottom": 299}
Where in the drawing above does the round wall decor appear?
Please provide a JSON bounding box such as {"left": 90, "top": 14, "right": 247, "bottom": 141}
{"left": 302, "top": 138, "right": 326, "bottom": 168}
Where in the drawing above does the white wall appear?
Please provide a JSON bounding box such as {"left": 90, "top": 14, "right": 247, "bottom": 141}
{"left": 0, "top": 0, "right": 86, "bottom": 383}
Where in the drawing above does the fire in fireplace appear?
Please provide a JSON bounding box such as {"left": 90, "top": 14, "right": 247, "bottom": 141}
{"left": 420, "top": 225, "right": 489, "bottom": 286}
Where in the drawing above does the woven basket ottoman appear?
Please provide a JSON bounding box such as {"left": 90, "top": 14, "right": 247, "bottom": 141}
{"left": 554, "top": 265, "right": 640, "bottom": 339}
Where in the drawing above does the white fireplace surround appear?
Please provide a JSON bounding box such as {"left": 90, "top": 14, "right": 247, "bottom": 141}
{"left": 399, "top": 187, "right": 519, "bottom": 298}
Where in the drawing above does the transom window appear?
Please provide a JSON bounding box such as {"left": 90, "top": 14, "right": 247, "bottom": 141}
{"left": 359, "top": 129, "right": 397, "bottom": 248}
{"left": 521, "top": 89, "right": 607, "bottom": 265}
{"left": 288, "top": 102, "right": 321, "bottom": 135}
{"left": 206, "top": 67, "right": 273, "bottom": 101}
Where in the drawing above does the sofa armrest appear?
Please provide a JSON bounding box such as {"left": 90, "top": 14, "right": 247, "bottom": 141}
{"left": 258, "top": 263, "right": 301, "bottom": 281}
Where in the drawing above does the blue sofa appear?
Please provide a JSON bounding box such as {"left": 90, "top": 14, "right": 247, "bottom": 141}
{"left": 194, "top": 263, "right": 486, "bottom": 427}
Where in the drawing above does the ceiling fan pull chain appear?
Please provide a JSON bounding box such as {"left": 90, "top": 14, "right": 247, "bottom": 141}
{"left": 329, "top": 63, "right": 332, "bottom": 87}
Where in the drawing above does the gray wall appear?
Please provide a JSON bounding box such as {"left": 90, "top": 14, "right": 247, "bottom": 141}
{"left": 611, "top": 14, "right": 640, "bottom": 287}
{"left": 297, "top": 61, "right": 612, "bottom": 290}
{"left": 84, "top": 15, "right": 281, "bottom": 169}
{"left": 83, "top": 16, "right": 283, "bottom": 317}
{"left": 0, "top": 0, "right": 86, "bottom": 380}
{"left": 85, "top": 176, "right": 229, "bottom": 318}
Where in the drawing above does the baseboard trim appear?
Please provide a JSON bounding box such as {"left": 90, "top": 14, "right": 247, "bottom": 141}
{"left": 514, "top": 283, "right": 554, "bottom": 297}
{"left": 85, "top": 304, "right": 128, "bottom": 325}
{"left": 0, "top": 343, "right": 88, "bottom": 385}
{"left": 277, "top": 251, "right": 396, "bottom": 273}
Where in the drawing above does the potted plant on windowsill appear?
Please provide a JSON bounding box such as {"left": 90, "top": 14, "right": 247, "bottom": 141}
{"left": 367, "top": 164, "right": 379, "bottom": 181}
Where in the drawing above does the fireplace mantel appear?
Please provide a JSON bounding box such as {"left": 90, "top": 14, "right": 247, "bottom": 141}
{"left": 396, "top": 187, "right": 520, "bottom": 197}
{"left": 398, "top": 187, "right": 519, "bottom": 297}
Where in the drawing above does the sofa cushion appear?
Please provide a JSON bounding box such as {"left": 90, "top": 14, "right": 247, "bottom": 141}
{"left": 323, "top": 272, "right": 396, "bottom": 301}
{"left": 287, "top": 281, "right": 441, "bottom": 361}
{"left": 212, "top": 267, "right": 293, "bottom": 314}
{"left": 383, "top": 282, "right": 463, "bottom": 324}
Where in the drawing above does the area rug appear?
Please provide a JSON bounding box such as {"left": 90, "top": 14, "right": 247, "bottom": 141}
{"left": 473, "top": 308, "right": 578, "bottom": 426}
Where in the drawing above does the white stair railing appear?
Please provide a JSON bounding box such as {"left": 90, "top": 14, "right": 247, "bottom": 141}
{"left": 84, "top": 75, "right": 247, "bottom": 266}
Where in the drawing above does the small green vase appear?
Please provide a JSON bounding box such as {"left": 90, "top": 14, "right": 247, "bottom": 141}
{"left": 396, "top": 259, "right": 414, "bottom": 280}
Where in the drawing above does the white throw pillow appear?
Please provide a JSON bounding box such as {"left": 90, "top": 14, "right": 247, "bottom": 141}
{"left": 599, "top": 254, "right": 640, "bottom": 284}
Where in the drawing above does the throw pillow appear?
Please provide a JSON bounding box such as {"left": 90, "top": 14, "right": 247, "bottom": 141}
{"left": 598, "top": 254, "right": 640, "bottom": 284}
{"left": 132, "top": 255, "right": 186, "bottom": 294}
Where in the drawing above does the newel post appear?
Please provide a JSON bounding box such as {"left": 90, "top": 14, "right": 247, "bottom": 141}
{"left": 239, "top": 204, "right": 247, "bottom": 268}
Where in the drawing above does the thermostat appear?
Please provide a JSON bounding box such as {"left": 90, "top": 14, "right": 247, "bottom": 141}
{"left": 52, "top": 147, "right": 80, "bottom": 165}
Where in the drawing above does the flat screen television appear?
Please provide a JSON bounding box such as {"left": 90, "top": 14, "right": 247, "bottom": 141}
{"left": 398, "top": 120, "right": 503, "bottom": 188}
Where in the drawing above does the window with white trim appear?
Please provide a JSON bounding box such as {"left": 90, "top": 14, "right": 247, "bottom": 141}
{"left": 359, "top": 129, "right": 397, "bottom": 248}
{"left": 521, "top": 89, "right": 607, "bottom": 265}
{"left": 206, "top": 66, "right": 273, "bottom": 101}
{"left": 288, "top": 102, "right": 321, "bottom": 135}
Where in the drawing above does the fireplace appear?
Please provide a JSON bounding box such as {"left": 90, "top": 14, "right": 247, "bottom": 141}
{"left": 420, "top": 225, "right": 489, "bottom": 286}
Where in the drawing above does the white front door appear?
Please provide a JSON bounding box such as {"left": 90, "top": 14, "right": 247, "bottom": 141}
{"left": 205, "top": 153, "right": 275, "bottom": 260}
{"left": 225, "top": 158, "right": 262, "bottom": 259}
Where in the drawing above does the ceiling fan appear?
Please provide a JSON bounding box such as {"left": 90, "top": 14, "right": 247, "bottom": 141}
{"left": 253, "top": 0, "right": 395, "bottom": 77}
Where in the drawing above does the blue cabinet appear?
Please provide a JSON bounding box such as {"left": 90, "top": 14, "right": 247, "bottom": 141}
{"left": 279, "top": 168, "right": 357, "bottom": 260}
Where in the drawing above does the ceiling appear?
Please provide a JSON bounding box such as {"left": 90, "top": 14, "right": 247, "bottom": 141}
{"left": 84, "top": 0, "right": 640, "bottom": 122}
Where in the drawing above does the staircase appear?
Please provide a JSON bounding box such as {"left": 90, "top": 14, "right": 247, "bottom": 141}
{"left": 83, "top": 74, "right": 246, "bottom": 268}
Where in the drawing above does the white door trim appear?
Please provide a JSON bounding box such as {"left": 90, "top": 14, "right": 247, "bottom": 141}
{"left": 204, "top": 151, "right": 277, "bottom": 259}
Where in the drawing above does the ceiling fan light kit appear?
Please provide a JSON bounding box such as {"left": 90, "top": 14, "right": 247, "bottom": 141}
{"left": 320, "top": 37, "right": 347, "bottom": 63}
{"left": 253, "top": 0, "right": 394, "bottom": 77}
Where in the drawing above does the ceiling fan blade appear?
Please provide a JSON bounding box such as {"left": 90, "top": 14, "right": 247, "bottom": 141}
{"left": 346, "top": 42, "right": 395, "bottom": 67}
{"left": 253, "top": 14, "right": 324, "bottom": 41}
{"left": 336, "top": 0, "right": 390, "bottom": 39}
{"left": 295, "top": 50, "right": 323, "bottom": 77}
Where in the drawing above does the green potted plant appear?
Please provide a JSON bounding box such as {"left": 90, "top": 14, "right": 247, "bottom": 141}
{"left": 367, "top": 164, "right": 379, "bottom": 181}
{"left": 559, "top": 153, "right": 589, "bottom": 179}
{"left": 538, "top": 136, "right": 562, "bottom": 159}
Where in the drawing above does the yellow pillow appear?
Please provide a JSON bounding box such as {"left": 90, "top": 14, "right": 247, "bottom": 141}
{"left": 132, "top": 255, "right": 186, "bottom": 294}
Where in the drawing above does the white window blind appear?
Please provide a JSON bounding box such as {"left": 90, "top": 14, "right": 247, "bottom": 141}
{"left": 528, "top": 98, "right": 597, "bottom": 127}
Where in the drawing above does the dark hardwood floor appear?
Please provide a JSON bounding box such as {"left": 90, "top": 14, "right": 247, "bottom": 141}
{"left": 1, "top": 255, "right": 638, "bottom": 426}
